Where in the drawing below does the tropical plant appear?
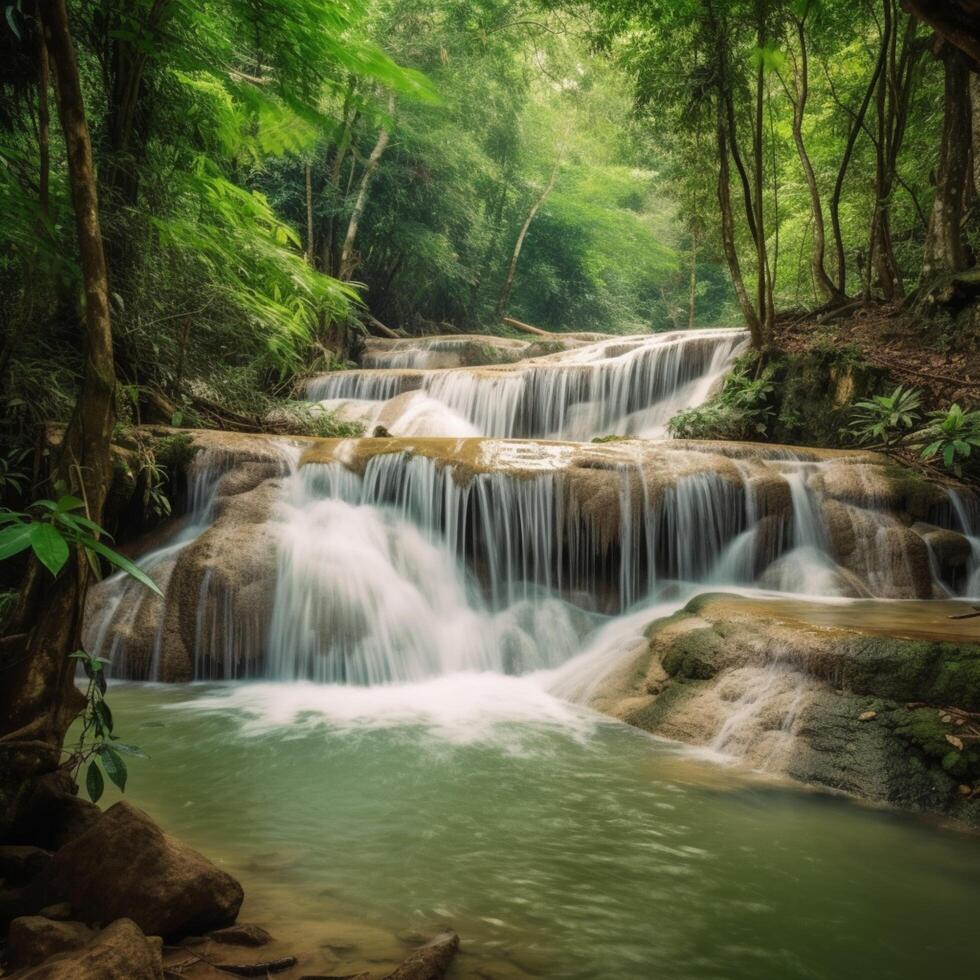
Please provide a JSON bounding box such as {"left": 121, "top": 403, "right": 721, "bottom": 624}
{"left": 918, "top": 404, "right": 980, "bottom": 476}
{"left": 0, "top": 447, "right": 31, "bottom": 496}
{"left": 0, "top": 493, "right": 162, "bottom": 593}
{"left": 67, "top": 649, "right": 146, "bottom": 803}
{"left": 847, "top": 386, "right": 923, "bottom": 447}
{"left": 668, "top": 362, "right": 775, "bottom": 441}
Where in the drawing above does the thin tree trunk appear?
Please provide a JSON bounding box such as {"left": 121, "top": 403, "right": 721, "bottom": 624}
{"left": 827, "top": 39, "right": 885, "bottom": 294}
{"left": 305, "top": 163, "right": 314, "bottom": 265}
{"left": 339, "top": 95, "right": 394, "bottom": 282}
{"left": 38, "top": 13, "right": 50, "bottom": 220}
{"left": 1, "top": 0, "right": 116, "bottom": 837}
{"left": 495, "top": 152, "right": 561, "bottom": 317}
{"left": 717, "top": 100, "right": 763, "bottom": 346}
{"left": 789, "top": 15, "right": 838, "bottom": 301}
{"left": 688, "top": 237, "right": 698, "bottom": 330}
{"left": 753, "top": 3, "right": 774, "bottom": 340}
{"left": 922, "top": 41, "right": 973, "bottom": 283}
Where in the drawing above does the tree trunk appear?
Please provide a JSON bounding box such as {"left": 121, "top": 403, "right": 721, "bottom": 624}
{"left": 790, "top": 16, "right": 838, "bottom": 301}
{"left": 752, "top": 3, "right": 774, "bottom": 340}
{"left": 305, "top": 163, "right": 314, "bottom": 265}
{"left": 716, "top": 100, "right": 763, "bottom": 346}
{"left": 338, "top": 95, "right": 393, "bottom": 282}
{"left": 688, "top": 237, "right": 698, "bottom": 330}
{"left": 495, "top": 152, "right": 561, "bottom": 317}
{"left": 0, "top": 0, "right": 116, "bottom": 838}
{"left": 828, "top": 32, "right": 886, "bottom": 294}
{"left": 38, "top": 12, "right": 50, "bottom": 220}
{"left": 922, "top": 41, "right": 973, "bottom": 283}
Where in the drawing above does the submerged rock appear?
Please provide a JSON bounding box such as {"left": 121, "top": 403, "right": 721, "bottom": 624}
{"left": 25, "top": 801, "right": 243, "bottom": 938}
{"left": 386, "top": 931, "right": 460, "bottom": 980}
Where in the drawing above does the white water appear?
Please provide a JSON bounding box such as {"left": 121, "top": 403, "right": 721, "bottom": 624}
{"left": 85, "top": 327, "right": 980, "bottom": 777}
{"left": 308, "top": 328, "right": 748, "bottom": 439}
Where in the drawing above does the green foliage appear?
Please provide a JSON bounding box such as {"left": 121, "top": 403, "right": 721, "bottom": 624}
{"left": 847, "top": 386, "right": 923, "bottom": 448}
{"left": 918, "top": 405, "right": 980, "bottom": 477}
{"left": 0, "top": 495, "right": 163, "bottom": 595}
{"left": 67, "top": 649, "right": 147, "bottom": 803}
{"left": 668, "top": 362, "right": 775, "bottom": 441}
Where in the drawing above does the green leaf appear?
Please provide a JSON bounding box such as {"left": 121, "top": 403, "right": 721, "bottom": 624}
{"left": 86, "top": 760, "right": 104, "bottom": 803}
{"left": 85, "top": 538, "right": 163, "bottom": 597}
{"left": 30, "top": 522, "right": 70, "bottom": 577}
{"left": 110, "top": 742, "right": 148, "bottom": 759}
{"left": 0, "top": 523, "right": 32, "bottom": 561}
{"left": 55, "top": 495, "right": 86, "bottom": 513}
{"left": 99, "top": 747, "right": 128, "bottom": 792}
{"left": 94, "top": 700, "right": 113, "bottom": 734}
{"left": 943, "top": 444, "right": 955, "bottom": 468}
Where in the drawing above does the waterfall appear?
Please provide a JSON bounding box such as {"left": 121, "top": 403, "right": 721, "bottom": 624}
{"left": 307, "top": 328, "right": 749, "bottom": 440}
{"left": 948, "top": 490, "right": 980, "bottom": 598}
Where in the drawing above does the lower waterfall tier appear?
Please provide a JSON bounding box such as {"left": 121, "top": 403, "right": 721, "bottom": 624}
{"left": 84, "top": 432, "right": 980, "bottom": 683}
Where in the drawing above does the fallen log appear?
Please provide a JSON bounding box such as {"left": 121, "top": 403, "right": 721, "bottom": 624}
{"left": 363, "top": 312, "right": 401, "bottom": 339}
{"left": 502, "top": 315, "right": 551, "bottom": 337}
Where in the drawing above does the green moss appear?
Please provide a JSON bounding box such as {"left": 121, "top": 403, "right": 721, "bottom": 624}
{"left": 841, "top": 636, "right": 980, "bottom": 710}
{"left": 153, "top": 432, "right": 198, "bottom": 474}
{"left": 661, "top": 627, "right": 724, "bottom": 680}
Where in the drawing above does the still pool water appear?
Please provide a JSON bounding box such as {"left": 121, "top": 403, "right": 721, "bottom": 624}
{"left": 105, "top": 676, "right": 980, "bottom": 979}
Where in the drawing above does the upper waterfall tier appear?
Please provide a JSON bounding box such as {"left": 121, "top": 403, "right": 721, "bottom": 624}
{"left": 84, "top": 432, "right": 980, "bottom": 684}
{"left": 306, "top": 328, "right": 749, "bottom": 440}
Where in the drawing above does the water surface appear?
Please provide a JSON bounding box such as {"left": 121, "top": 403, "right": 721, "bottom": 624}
{"left": 107, "top": 678, "right": 980, "bottom": 979}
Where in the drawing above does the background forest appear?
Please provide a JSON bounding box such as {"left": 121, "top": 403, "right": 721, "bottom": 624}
{"left": 0, "top": 0, "right": 977, "bottom": 446}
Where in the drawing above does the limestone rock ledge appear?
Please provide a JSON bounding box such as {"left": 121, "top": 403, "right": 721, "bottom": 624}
{"left": 588, "top": 593, "right": 980, "bottom": 825}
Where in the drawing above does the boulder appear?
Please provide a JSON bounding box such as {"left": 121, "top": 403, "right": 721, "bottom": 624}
{"left": 25, "top": 801, "right": 243, "bottom": 938}
{"left": 0, "top": 846, "right": 51, "bottom": 887}
{"left": 6, "top": 916, "right": 93, "bottom": 970}
{"left": 16, "top": 918, "right": 163, "bottom": 979}
{"left": 387, "top": 931, "right": 460, "bottom": 980}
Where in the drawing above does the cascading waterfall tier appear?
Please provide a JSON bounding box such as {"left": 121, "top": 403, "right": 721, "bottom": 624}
{"left": 85, "top": 434, "right": 980, "bottom": 685}
{"left": 308, "top": 328, "right": 749, "bottom": 440}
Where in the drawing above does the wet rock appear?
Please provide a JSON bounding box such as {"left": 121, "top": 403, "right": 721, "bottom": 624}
{"left": 16, "top": 918, "right": 162, "bottom": 979}
{"left": 39, "top": 902, "right": 72, "bottom": 921}
{"left": 6, "top": 915, "right": 93, "bottom": 969}
{"left": 386, "top": 931, "right": 460, "bottom": 980}
{"left": 25, "top": 801, "right": 243, "bottom": 938}
{"left": 208, "top": 923, "right": 272, "bottom": 947}
{"left": 911, "top": 523, "right": 972, "bottom": 573}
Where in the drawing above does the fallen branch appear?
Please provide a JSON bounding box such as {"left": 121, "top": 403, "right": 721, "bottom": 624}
{"left": 502, "top": 315, "right": 551, "bottom": 337}
{"left": 362, "top": 311, "right": 401, "bottom": 339}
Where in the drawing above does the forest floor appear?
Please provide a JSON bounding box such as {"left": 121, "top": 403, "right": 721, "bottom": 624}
{"left": 773, "top": 301, "right": 980, "bottom": 409}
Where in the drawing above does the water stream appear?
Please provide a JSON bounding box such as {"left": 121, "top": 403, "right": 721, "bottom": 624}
{"left": 82, "top": 327, "right": 980, "bottom": 978}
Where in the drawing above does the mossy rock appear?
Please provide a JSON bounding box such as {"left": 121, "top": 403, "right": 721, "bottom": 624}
{"left": 839, "top": 637, "right": 980, "bottom": 710}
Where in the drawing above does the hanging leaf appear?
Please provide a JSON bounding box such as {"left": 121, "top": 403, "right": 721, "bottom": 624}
{"left": 99, "top": 747, "right": 128, "bottom": 792}
{"left": 29, "top": 523, "right": 70, "bottom": 577}
{"left": 86, "top": 761, "right": 105, "bottom": 803}
{"left": 0, "top": 523, "right": 32, "bottom": 561}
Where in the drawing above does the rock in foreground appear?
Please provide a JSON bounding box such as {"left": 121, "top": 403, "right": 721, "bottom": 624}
{"left": 25, "top": 801, "right": 243, "bottom": 938}
{"left": 16, "top": 918, "right": 162, "bottom": 979}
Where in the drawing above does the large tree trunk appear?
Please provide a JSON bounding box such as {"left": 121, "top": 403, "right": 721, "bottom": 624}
{"left": 0, "top": 0, "right": 116, "bottom": 838}
{"left": 495, "top": 153, "right": 561, "bottom": 317}
{"left": 922, "top": 41, "right": 974, "bottom": 282}
{"left": 868, "top": 4, "right": 921, "bottom": 300}
{"left": 338, "top": 96, "right": 394, "bottom": 282}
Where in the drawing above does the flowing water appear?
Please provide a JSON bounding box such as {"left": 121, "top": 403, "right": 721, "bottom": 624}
{"left": 83, "top": 327, "right": 980, "bottom": 977}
